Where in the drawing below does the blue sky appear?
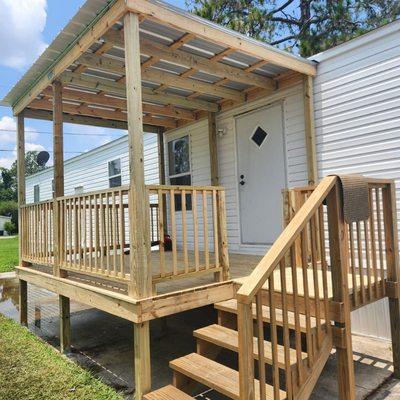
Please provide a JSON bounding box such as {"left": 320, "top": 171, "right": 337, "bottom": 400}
{"left": 0, "top": 0, "right": 187, "bottom": 168}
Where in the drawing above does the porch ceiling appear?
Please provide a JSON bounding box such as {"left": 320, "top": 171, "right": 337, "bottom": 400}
{"left": 2, "top": 0, "right": 316, "bottom": 131}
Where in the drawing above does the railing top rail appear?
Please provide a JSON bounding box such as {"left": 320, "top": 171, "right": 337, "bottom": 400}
{"left": 56, "top": 185, "right": 130, "bottom": 201}
{"left": 20, "top": 199, "right": 54, "bottom": 208}
{"left": 236, "top": 175, "right": 338, "bottom": 303}
{"left": 146, "top": 184, "right": 225, "bottom": 191}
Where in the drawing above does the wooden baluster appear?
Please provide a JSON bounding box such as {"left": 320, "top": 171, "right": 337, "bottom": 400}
{"left": 100, "top": 193, "right": 105, "bottom": 274}
{"left": 318, "top": 205, "right": 331, "bottom": 334}
{"left": 94, "top": 195, "right": 99, "bottom": 273}
{"left": 68, "top": 199, "right": 73, "bottom": 268}
{"left": 202, "top": 190, "right": 209, "bottom": 270}
{"left": 369, "top": 188, "right": 379, "bottom": 298}
{"left": 88, "top": 195, "right": 93, "bottom": 272}
{"left": 192, "top": 189, "right": 200, "bottom": 271}
{"left": 269, "top": 274, "right": 280, "bottom": 399}
{"left": 255, "top": 292, "right": 266, "bottom": 400}
{"left": 111, "top": 192, "right": 116, "bottom": 275}
{"left": 279, "top": 259, "right": 292, "bottom": 399}
{"left": 182, "top": 190, "right": 189, "bottom": 273}
{"left": 170, "top": 189, "right": 177, "bottom": 275}
{"left": 356, "top": 222, "right": 366, "bottom": 303}
{"left": 310, "top": 214, "right": 322, "bottom": 349}
{"left": 237, "top": 301, "right": 255, "bottom": 400}
{"left": 83, "top": 196, "right": 87, "bottom": 271}
{"left": 301, "top": 228, "right": 314, "bottom": 366}
{"left": 212, "top": 189, "right": 219, "bottom": 268}
{"left": 105, "top": 193, "right": 110, "bottom": 275}
{"left": 364, "top": 219, "right": 372, "bottom": 301}
{"left": 376, "top": 188, "right": 385, "bottom": 294}
{"left": 119, "top": 191, "right": 125, "bottom": 279}
{"left": 290, "top": 244, "right": 304, "bottom": 384}
{"left": 349, "top": 223, "right": 358, "bottom": 307}
{"left": 157, "top": 189, "right": 165, "bottom": 278}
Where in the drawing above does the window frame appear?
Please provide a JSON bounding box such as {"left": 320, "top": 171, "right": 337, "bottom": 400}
{"left": 108, "top": 158, "right": 122, "bottom": 188}
{"left": 33, "top": 185, "right": 40, "bottom": 203}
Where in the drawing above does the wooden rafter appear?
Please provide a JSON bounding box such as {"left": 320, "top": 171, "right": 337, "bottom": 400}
{"left": 60, "top": 71, "right": 218, "bottom": 112}
{"left": 42, "top": 87, "right": 196, "bottom": 121}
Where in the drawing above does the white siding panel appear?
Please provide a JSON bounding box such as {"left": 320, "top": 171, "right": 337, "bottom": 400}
{"left": 26, "top": 133, "right": 159, "bottom": 203}
{"left": 314, "top": 23, "right": 400, "bottom": 340}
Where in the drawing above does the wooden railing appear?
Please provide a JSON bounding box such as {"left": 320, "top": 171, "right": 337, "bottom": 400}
{"left": 20, "top": 200, "right": 54, "bottom": 266}
{"left": 235, "top": 176, "right": 398, "bottom": 399}
{"left": 147, "top": 185, "right": 229, "bottom": 283}
{"left": 57, "top": 187, "right": 130, "bottom": 281}
{"left": 20, "top": 184, "right": 230, "bottom": 287}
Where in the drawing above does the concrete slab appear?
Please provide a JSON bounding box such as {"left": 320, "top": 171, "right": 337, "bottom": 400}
{"left": 0, "top": 276, "right": 395, "bottom": 399}
{"left": 368, "top": 378, "right": 400, "bottom": 399}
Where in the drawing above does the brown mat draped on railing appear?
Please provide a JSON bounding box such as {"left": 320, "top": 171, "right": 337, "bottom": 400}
{"left": 330, "top": 174, "right": 370, "bottom": 223}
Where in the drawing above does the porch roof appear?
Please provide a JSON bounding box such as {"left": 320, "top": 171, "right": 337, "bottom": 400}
{"left": 2, "top": 0, "right": 317, "bottom": 131}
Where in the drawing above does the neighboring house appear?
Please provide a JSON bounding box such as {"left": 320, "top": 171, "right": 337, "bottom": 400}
{"left": 24, "top": 19, "right": 400, "bottom": 341}
{"left": 26, "top": 132, "right": 159, "bottom": 203}
{"left": 0, "top": 215, "right": 12, "bottom": 236}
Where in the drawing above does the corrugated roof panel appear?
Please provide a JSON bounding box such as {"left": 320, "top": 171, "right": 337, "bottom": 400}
{"left": 140, "top": 19, "right": 184, "bottom": 42}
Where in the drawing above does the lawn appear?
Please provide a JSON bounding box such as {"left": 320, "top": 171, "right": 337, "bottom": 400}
{"left": 0, "top": 236, "right": 19, "bottom": 273}
{"left": 0, "top": 315, "right": 124, "bottom": 400}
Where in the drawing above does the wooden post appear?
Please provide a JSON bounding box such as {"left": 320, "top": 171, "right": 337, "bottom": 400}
{"left": 382, "top": 181, "right": 400, "bottom": 378}
{"left": 17, "top": 112, "right": 29, "bottom": 326}
{"left": 125, "top": 11, "right": 152, "bottom": 399}
{"left": 217, "top": 190, "right": 230, "bottom": 281}
{"left": 304, "top": 75, "right": 318, "bottom": 185}
{"left": 157, "top": 128, "right": 168, "bottom": 234}
{"left": 208, "top": 112, "right": 219, "bottom": 186}
{"left": 53, "top": 80, "right": 71, "bottom": 353}
{"left": 326, "top": 182, "right": 355, "bottom": 400}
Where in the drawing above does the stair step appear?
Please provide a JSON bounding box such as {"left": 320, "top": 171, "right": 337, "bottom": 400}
{"left": 194, "top": 324, "right": 307, "bottom": 368}
{"left": 143, "top": 385, "right": 194, "bottom": 400}
{"left": 215, "top": 299, "right": 325, "bottom": 333}
{"left": 170, "top": 353, "right": 286, "bottom": 400}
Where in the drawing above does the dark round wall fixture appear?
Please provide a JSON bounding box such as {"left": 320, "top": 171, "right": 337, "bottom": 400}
{"left": 36, "top": 151, "right": 50, "bottom": 167}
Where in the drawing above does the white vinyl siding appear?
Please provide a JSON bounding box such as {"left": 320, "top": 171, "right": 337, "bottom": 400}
{"left": 312, "top": 21, "right": 400, "bottom": 340}
{"left": 26, "top": 133, "right": 159, "bottom": 203}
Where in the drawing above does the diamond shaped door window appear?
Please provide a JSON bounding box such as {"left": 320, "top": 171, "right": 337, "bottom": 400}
{"left": 251, "top": 127, "right": 268, "bottom": 148}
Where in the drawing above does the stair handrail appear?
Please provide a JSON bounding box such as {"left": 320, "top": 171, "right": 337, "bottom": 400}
{"left": 236, "top": 175, "right": 338, "bottom": 304}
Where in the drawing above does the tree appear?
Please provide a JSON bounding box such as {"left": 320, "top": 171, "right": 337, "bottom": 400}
{"left": 0, "top": 151, "right": 46, "bottom": 202}
{"left": 186, "top": 0, "right": 400, "bottom": 56}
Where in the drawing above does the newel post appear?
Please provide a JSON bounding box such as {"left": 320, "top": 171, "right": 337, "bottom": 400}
{"left": 382, "top": 181, "right": 400, "bottom": 378}
{"left": 326, "top": 181, "right": 355, "bottom": 400}
{"left": 124, "top": 11, "right": 152, "bottom": 399}
{"left": 237, "top": 300, "right": 255, "bottom": 400}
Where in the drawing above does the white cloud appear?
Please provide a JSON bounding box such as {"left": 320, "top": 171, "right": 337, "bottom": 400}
{"left": 0, "top": 0, "right": 48, "bottom": 68}
{"left": 0, "top": 116, "right": 43, "bottom": 168}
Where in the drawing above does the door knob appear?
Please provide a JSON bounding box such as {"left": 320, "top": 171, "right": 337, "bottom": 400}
{"left": 239, "top": 180, "right": 245, "bottom": 186}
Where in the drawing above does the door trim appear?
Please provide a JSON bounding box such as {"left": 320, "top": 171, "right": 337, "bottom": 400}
{"left": 234, "top": 101, "right": 288, "bottom": 247}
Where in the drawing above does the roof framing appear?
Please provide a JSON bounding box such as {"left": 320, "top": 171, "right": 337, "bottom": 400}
{"left": 8, "top": 0, "right": 316, "bottom": 130}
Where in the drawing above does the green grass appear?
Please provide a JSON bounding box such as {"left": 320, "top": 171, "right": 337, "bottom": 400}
{"left": 0, "top": 315, "right": 124, "bottom": 400}
{"left": 0, "top": 236, "right": 19, "bottom": 273}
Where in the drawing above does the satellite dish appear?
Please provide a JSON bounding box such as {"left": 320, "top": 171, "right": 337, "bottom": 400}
{"left": 36, "top": 151, "right": 50, "bottom": 167}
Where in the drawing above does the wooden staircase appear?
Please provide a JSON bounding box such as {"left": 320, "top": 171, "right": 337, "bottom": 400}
{"left": 144, "top": 283, "right": 332, "bottom": 400}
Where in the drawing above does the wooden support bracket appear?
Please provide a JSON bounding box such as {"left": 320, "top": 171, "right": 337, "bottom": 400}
{"left": 332, "top": 326, "right": 347, "bottom": 349}
{"left": 386, "top": 280, "right": 399, "bottom": 299}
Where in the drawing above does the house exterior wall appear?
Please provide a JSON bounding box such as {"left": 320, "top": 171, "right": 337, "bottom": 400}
{"left": 26, "top": 133, "right": 159, "bottom": 203}
{"left": 165, "top": 83, "right": 308, "bottom": 255}
{"left": 312, "top": 20, "right": 400, "bottom": 340}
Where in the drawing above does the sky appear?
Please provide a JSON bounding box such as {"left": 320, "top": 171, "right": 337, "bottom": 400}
{"left": 0, "top": 0, "right": 187, "bottom": 169}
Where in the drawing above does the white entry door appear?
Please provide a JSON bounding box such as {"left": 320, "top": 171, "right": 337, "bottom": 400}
{"left": 236, "top": 103, "right": 286, "bottom": 245}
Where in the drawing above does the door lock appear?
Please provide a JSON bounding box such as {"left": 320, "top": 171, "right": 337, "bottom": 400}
{"left": 239, "top": 180, "right": 245, "bottom": 186}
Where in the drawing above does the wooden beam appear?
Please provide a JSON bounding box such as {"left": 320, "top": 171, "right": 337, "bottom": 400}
{"left": 53, "top": 81, "right": 64, "bottom": 199}
{"left": 13, "top": 0, "right": 127, "bottom": 115}
{"left": 103, "top": 30, "right": 275, "bottom": 90}
{"left": 60, "top": 72, "right": 219, "bottom": 112}
{"left": 30, "top": 98, "right": 178, "bottom": 129}
{"left": 125, "top": 11, "right": 152, "bottom": 399}
{"left": 77, "top": 52, "right": 245, "bottom": 101}
{"left": 382, "top": 182, "right": 400, "bottom": 378}
{"left": 326, "top": 183, "right": 355, "bottom": 400}
{"left": 304, "top": 75, "right": 317, "bottom": 185}
{"left": 126, "top": 0, "right": 316, "bottom": 76}
{"left": 208, "top": 112, "right": 219, "bottom": 186}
